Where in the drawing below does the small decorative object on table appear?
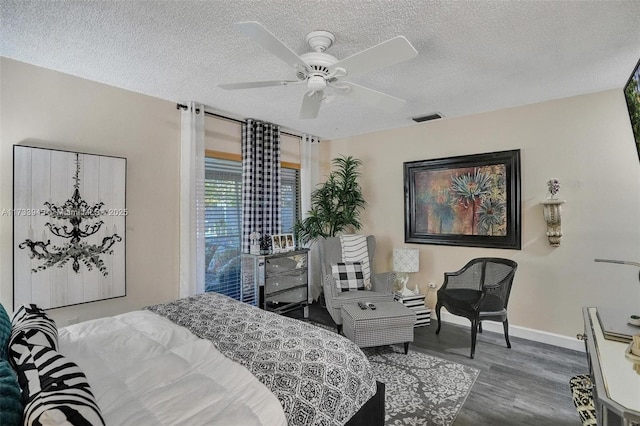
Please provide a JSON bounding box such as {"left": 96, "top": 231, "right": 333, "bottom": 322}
{"left": 394, "top": 293, "right": 430, "bottom": 327}
{"left": 546, "top": 178, "right": 561, "bottom": 199}
{"left": 249, "top": 232, "right": 261, "bottom": 255}
{"left": 260, "top": 234, "right": 272, "bottom": 253}
{"left": 626, "top": 334, "right": 640, "bottom": 374}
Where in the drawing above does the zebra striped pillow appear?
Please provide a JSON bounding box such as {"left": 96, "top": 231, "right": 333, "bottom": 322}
{"left": 9, "top": 304, "right": 58, "bottom": 365}
{"left": 12, "top": 343, "right": 105, "bottom": 426}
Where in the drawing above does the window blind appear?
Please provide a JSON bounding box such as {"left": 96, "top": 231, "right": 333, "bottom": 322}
{"left": 281, "top": 167, "right": 300, "bottom": 234}
{"left": 204, "top": 156, "right": 300, "bottom": 303}
{"left": 204, "top": 157, "right": 242, "bottom": 300}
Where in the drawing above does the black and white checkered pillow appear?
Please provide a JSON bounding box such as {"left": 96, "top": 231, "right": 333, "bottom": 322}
{"left": 332, "top": 262, "right": 365, "bottom": 292}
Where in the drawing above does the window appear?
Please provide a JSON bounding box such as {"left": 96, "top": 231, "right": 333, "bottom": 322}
{"left": 204, "top": 157, "right": 242, "bottom": 300}
{"left": 281, "top": 166, "right": 300, "bottom": 233}
{"left": 204, "top": 155, "right": 300, "bottom": 301}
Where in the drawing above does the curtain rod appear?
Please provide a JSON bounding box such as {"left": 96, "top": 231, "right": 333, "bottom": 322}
{"left": 176, "top": 103, "right": 301, "bottom": 139}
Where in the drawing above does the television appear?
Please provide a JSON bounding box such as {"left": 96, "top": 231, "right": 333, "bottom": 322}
{"left": 623, "top": 55, "right": 640, "bottom": 161}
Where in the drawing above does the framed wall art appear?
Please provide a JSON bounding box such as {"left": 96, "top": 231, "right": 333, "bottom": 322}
{"left": 13, "top": 145, "right": 127, "bottom": 309}
{"left": 404, "top": 149, "right": 521, "bottom": 250}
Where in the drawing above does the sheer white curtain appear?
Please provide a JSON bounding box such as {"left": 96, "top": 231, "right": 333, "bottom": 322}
{"left": 180, "top": 102, "right": 205, "bottom": 298}
{"left": 300, "top": 134, "right": 322, "bottom": 301}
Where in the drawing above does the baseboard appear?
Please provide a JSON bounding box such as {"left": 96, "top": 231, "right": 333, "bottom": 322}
{"left": 439, "top": 311, "right": 585, "bottom": 352}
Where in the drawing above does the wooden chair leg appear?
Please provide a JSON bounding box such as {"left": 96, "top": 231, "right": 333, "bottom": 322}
{"left": 435, "top": 303, "right": 442, "bottom": 335}
{"left": 478, "top": 321, "right": 483, "bottom": 333}
{"left": 503, "top": 319, "right": 511, "bottom": 348}
{"left": 470, "top": 318, "right": 478, "bottom": 359}
{"left": 404, "top": 342, "right": 409, "bottom": 355}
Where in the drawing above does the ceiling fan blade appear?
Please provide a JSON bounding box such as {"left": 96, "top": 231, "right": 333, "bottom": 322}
{"left": 235, "top": 21, "right": 309, "bottom": 73}
{"left": 328, "top": 36, "right": 418, "bottom": 78}
{"left": 218, "top": 80, "right": 299, "bottom": 90}
{"left": 299, "top": 91, "right": 323, "bottom": 119}
{"left": 333, "top": 82, "right": 406, "bottom": 112}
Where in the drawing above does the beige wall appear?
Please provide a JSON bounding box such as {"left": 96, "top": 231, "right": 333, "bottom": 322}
{"left": 0, "top": 58, "right": 181, "bottom": 325}
{"left": 3, "top": 56, "right": 637, "bottom": 342}
{"left": 204, "top": 115, "right": 300, "bottom": 162}
{"left": 322, "top": 89, "right": 640, "bottom": 339}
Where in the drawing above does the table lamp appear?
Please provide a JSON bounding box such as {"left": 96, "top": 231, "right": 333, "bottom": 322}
{"left": 393, "top": 248, "right": 420, "bottom": 296}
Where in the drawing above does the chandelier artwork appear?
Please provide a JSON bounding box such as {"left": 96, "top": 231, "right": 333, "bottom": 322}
{"left": 13, "top": 145, "right": 127, "bottom": 309}
{"left": 19, "top": 153, "right": 122, "bottom": 276}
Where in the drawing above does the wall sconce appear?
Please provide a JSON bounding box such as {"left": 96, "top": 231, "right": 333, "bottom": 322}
{"left": 541, "top": 199, "right": 565, "bottom": 247}
{"left": 541, "top": 178, "right": 565, "bottom": 247}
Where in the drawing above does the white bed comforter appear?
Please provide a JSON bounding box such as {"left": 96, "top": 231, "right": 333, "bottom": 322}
{"left": 58, "top": 310, "right": 287, "bottom": 426}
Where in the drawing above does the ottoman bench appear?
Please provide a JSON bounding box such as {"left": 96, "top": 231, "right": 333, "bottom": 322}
{"left": 341, "top": 301, "right": 416, "bottom": 354}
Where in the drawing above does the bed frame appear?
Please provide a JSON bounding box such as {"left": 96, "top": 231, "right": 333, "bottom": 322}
{"left": 346, "top": 381, "right": 385, "bottom": 426}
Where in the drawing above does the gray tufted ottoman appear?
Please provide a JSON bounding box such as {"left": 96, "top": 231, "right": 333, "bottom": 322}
{"left": 341, "top": 301, "right": 416, "bottom": 354}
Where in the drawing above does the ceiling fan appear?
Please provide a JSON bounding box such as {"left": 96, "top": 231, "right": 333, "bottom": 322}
{"left": 219, "top": 21, "right": 418, "bottom": 119}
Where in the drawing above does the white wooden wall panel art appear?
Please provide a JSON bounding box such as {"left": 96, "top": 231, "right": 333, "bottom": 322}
{"left": 13, "top": 146, "right": 126, "bottom": 309}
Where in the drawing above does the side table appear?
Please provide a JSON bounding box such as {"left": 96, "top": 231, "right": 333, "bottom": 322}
{"left": 394, "top": 293, "right": 430, "bottom": 326}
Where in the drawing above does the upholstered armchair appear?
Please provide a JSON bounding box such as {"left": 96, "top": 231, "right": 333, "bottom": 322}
{"left": 318, "top": 236, "right": 396, "bottom": 331}
{"left": 435, "top": 257, "right": 518, "bottom": 359}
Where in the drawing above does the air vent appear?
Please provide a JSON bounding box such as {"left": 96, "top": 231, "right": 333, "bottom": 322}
{"left": 412, "top": 113, "right": 443, "bottom": 123}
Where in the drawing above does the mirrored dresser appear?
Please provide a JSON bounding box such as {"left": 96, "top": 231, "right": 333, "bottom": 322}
{"left": 242, "top": 249, "right": 310, "bottom": 318}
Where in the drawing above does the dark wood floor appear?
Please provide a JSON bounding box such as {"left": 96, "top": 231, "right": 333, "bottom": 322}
{"left": 286, "top": 302, "right": 586, "bottom": 426}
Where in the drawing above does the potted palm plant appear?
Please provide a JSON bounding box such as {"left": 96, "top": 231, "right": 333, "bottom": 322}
{"left": 295, "top": 155, "right": 366, "bottom": 243}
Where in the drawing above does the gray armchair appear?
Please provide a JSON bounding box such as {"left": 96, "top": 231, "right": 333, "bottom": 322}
{"left": 318, "top": 236, "right": 396, "bottom": 331}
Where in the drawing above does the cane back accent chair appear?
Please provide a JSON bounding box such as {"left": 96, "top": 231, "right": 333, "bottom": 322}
{"left": 435, "top": 257, "right": 518, "bottom": 359}
{"left": 318, "top": 236, "right": 396, "bottom": 331}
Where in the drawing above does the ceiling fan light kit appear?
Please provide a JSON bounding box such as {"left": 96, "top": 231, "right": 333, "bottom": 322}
{"left": 219, "top": 21, "right": 418, "bottom": 119}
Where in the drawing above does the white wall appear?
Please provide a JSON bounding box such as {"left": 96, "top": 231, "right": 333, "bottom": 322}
{"left": 322, "top": 89, "right": 640, "bottom": 340}
{"left": 0, "top": 58, "right": 181, "bottom": 325}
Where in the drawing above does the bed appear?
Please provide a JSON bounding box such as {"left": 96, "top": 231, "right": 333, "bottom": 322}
{"left": 3, "top": 292, "right": 384, "bottom": 426}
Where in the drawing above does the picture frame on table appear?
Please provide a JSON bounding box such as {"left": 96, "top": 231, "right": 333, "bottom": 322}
{"left": 271, "top": 233, "right": 295, "bottom": 253}
{"left": 404, "top": 149, "right": 521, "bottom": 250}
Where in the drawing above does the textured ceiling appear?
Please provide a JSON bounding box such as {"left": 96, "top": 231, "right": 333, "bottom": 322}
{"left": 1, "top": 1, "right": 640, "bottom": 140}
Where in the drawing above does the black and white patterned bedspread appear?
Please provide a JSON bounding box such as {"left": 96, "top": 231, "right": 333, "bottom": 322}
{"left": 146, "top": 292, "right": 377, "bottom": 426}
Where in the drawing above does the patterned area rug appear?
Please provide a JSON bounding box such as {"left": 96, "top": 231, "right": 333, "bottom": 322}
{"left": 309, "top": 321, "right": 479, "bottom": 426}
{"left": 363, "top": 345, "right": 479, "bottom": 426}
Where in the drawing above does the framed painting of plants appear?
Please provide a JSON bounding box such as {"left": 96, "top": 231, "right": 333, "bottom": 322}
{"left": 404, "top": 149, "right": 521, "bottom": 249}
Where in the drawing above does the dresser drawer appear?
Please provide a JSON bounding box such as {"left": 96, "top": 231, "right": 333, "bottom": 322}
{"left": 265, "top": 285, "right": 307, "bottom": 306}
{"left": 265, "top": 254, "right": 307, "bottom": 275}
{"left": 265, "top": 268, "right": 307, "bottom": 293}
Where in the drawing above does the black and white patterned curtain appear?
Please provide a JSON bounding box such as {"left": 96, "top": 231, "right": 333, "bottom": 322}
{"left": 241, "top": 119, "right": 281, "bottom": 253}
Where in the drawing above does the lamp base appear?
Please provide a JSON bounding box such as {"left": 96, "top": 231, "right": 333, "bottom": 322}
{"left": 398, "top": 281, "right": 417, "bottom": 297}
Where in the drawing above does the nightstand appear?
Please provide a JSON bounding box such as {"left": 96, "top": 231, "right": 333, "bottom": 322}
{"left": 394, "top": 293, "right": 430, "bottom": 326}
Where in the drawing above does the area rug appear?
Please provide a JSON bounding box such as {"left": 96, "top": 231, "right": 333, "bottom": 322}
{"left": 363, "top": 345, "right": 479, "bottom": 426}
{"left": 307, "top": 321, "right": 479, "bottom": 425}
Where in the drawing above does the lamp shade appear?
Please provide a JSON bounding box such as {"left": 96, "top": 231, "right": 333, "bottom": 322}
{"left": 393, "top": 248, "right": 419, "bottom": 273}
